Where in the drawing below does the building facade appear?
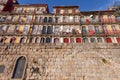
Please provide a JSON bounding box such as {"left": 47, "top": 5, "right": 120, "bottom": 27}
{"left": 0, "top": 0, "right": 120, "bottom": 80}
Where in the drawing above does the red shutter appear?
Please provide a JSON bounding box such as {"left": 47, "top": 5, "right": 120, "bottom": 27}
{"left": 64, "top": 38, "right": 69, "bottom": 43}
{"left": 106, "top": 38, "right": 112, "bottom": 43}
{"left": 86, "top": 19, "right": 89, "bottom": 24}
{"left": 90, "top": 30, "right": 94, "bottom": 35}
{"left": 116, "top": 38, "right": 120, "bottom": 43}
{"left": 76, "top": 38, "right": 81, "bottom": 43}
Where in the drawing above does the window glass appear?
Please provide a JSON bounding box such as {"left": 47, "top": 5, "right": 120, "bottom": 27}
{"left": 90, "top": 38, "right": 95, "bottom": 43}
{"left": 97, "top": 38, "right": 102, "bottom": 43}
{"left": 46, "top": 37, "right": 51, "bottom": 43}
{"left": 40, "top": 37, "right": 45, "bottom": 43}
{"left": 54, "top": 38, "right": 59, "bottom": 43}
{"left": 83, "top": 38, "right": 88, "bottom": 43}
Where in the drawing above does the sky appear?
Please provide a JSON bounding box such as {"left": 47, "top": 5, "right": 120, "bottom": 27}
{"left": 18, "top": 0, "right": 115, "bottom": 12}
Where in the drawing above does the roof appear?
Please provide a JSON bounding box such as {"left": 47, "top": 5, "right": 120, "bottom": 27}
{"left": 13, "top": 4, "right": 48, "bottom": 7}
{"left": 80, "top": 10, "right": 115, "bottom": 14}
{"left": 53, "top": 6, "right": 79, "bottom": 8}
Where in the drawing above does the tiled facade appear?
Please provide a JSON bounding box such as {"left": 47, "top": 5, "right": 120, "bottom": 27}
{"left": 0, "top": 2, "right": 120, "bottom": 44}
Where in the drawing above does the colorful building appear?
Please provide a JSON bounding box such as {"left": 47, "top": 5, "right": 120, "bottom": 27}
{"left": 0, "top": 0, "right": 120, "bottom": 80}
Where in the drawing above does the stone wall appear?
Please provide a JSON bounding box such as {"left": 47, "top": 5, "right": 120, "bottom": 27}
{"left": 0, "top": 43, "right": 120, "bottom": 80}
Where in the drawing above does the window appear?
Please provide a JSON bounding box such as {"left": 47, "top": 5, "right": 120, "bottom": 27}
{"left": 42, "top": 26, "right": 47, "bottom": 34}
{"left": 0, "top": 65, "right": 5, "bottom": 73}
{"left": 46, "top": 37, "right": 51, "bottom": 43}
{"left": 20, "top": 37, "right": 26, "bottom": 43}
{"left": 54, "top": 38, "right": 59, "bottom": 43}
{"left": 103, "top": 26, "right": 108, "bottom": 34}
{"left": 116, "top": 38, "right": 120, "bottom": 43}
{"left": 29, "top": 37, "right": 33, "bottom": 43}
{"left": 23, "top": 25, "right": 30, "bottom": 34}
{"left": 35, "top": 37, "right": 39, "bottom": 43}
{"left": 36, "top": 7, "right": 46, "bottom": 14}
{"left": 16, "top": 7, "right": 23, "bottom": 13}
{"left": 12, "top": 15, "right": 19, "bottom": 22}
{"left": 68, "top": 9, "right": 72, "bottom": 13}
{"left": 88, "top": 26, "right": 95, "bottom": 35}
{"left": 63, "top": 16, "right": 67, "bottom": 22}
{"left": 40, "top": 37, "right": 45, "bottom": 43}
{"left": 14, "top": 25, "right": 19, "bottom": 33}
{"left": 83, "top": 38, "right": 88, "bottom": 43}
{"left": 111, "top": 25, "right": 117, "bottom": 34}
{"left": 82, "top": 26, "right": 87, "bottom": 34}
{"left": 44, "top": 17, "right": 47, "bottom": 23}
{"left": 0, "top": 37, "right": 7, "bottom": 43}
{"left": 0, "top": 5, "right": 3, "bottom": 12}
{"left": 26, "top": 16, "right": 32, "bottom": 23}
{"left": 55, "top": 17, "right": 59, "bottom": 23}
{"left": 74, "top": 16, "right": 79, "bottom": 22}
{"left": 32, "top": 25, "right": 37, "bottom": 34}
{"left": 7, "top": 25, "right": 15, "bottom": 33}
{"left": 39, "top": 17, "right": 43, "bottom": 23}
{"left": 90, "top": 38, "right": 95, "bottom": 43}
{"left": 70, "top": 38, "right": 75, "bottom": 43}
{"left": 97, "top": 37, "right": 102, "bottom": 43}
{"left": 48, "top": 17, "right": 52, "bottom": 23}
{"left": 56, "top": 9, "right": 60, "bottom": 13}
{"left": 106, "top": 37, "right": 112, "bottom": 43}
{"left": 0, "top": 16, "right": 7, "bottom": 22}
{"left": 60, "top": 9, "right": 64, "bottom": 14}
{"left": 116, "top": 16, "right": 120, "bottom": 22}
{"left": 12, "top": 56, "right": 26, "bottom": 79}
{"left": 10, "top": 37, "right": 16, "bottom": 43}
{"left": 76, "top": 38, "right": 82, "bottom": 43}
{"left": 47, "top": 26, "right": 53, "bottom": 34}
{"left": 64, "top": 38, "right": 69, "bottom": 43}
{"left": 54, "top": 26, "right": 61, "bottom": 35}
{"left": 6, "top": 16, "right": 12, "bottom": 22}
{"left": 36, "top": 26, "right": 42, "bottom": 34}
{"left": 94, "top": 26, "right": 100, "bottom": 34}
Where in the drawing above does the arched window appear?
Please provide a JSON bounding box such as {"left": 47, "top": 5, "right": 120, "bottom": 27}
{"left": 90, "top": 38, "right": 95, "bottom": 43}
{"left": 20, "top": 37, "right": 25, "bottom": 43}
{"left": 44, "top": 17, "right": 47, "bottom": 23}
{"left": 76, "top": 38, "right": 82, "bottom": 43}
{"left": 48, "top": 17, "right": 52, "bottom": 23}
{"left": 106, "top": 37, "right": 112, "bottom": 43}
{"left": 47, "top": 26, "right": 53, "bottom": 34}
{"left": 35, "top": 37, "right": 39, "bottom": 43}
{"left": 116, "top": 38, "right": 120, "bottom": 43}
{"left": 95, "top": 26, "right": 100, "bottom": 34}
{"left": 29, "top": 37, "right": 33, "bottom": 43}
{"left": 82, "top": 26, "right": 87, "bottom": 34}
{"left": 42, "top": 26, "right": 47, "bottom": 34}
{"left": 40, "top": 37, "right": 45, "bottom": 43}
{"left": 54, "top": 38, "right": 59, "bottom": 43}
{"left": 12, "top": 56, "right": 26, "bottom": 79}
{"left": 10, "top": 37, "right": 16, "bottom": 43}
{"left": 64, "top": 38, "right": 69, "bottom": 43}
{"left": 83, "top": 38, "right": 88, "bottom": 43}
{"left": 0, "top": 37, "right": 7, "bottom": 43}
{"left": 70, "top": 38, "right": 74, "bottom": 43}
{"left": 97, "top": 37, "right": 102, "bottom": 43}
{"left": 0, "top": 65, "right": 5, "bottom": 73}
{"left": 46, "top": 37, "right": 51, "bottom": 43}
